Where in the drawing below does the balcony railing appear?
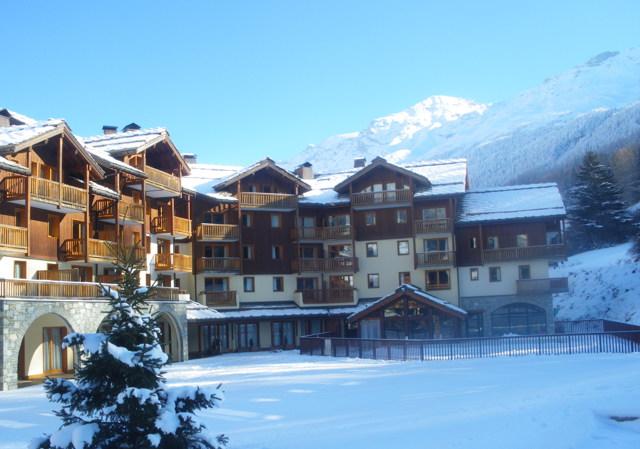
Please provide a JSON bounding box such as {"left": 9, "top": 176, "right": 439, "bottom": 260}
{"left": 1, "top": 176, "right": 87, "bottom": 211}
{"left": 415, "top": 218, "right": 452, "bottom": 234}
{"left": 415, "top": 251, "right": 456, "bottom": 267}
{"left": 201, "top": 290, "right": 237, "bottom": 308}
{"left": 36, "top": 269, "right": 80, "bottom": 282}
{"left": 239, "top": 192, "right": 297, "bottom": 210}
{"left": 482, "top": 244, "right": 566, "bottom": 263}
{"left": 151, "top": 215, "right": 192, "bottom": 237}
{"left": 196, "top": 223, "right": 240, "bottom": 241}
{"left": 517, "top": 277, "right": 569, "bottom": 295}
{"left": 351, "top": 189, "right": 412, "bottom": 208}
{"left": 154, "top": 253, "right": 192, "bottom": 272}
{"left": 127, "top": 159, "right": 183, "bottom": 194}
{"left": 293, "top": 257, "right": 358, "bottom": 273}
{"left": 298, "top": 287, "right": 356, "bottom": 305}
{"left": 197, "top": 257, "right": 241, "bottom": 273}
{"left": 292, "top": 225, "right": 352, "bottom": 241}
{"left": 0, "top": 278, "right": 111, "bottom": 299}
{"left": 0, "top": 223, "right": 27, "bottom": 252}
{"left": 60, "top": 239, "right": 131, "bottom": 262}
{"left": 148, "top": 286, "right": 181, "bottom": 301}
{"left": 94, "top": 199, "right": 144, "bottom": 224}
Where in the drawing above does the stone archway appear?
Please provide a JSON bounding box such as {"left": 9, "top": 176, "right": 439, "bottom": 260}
{"left": 156, "top": 312, "right": 183, "bottom": 363}
{"left": 17, "top": 312, "right": 75, "bottom": 382}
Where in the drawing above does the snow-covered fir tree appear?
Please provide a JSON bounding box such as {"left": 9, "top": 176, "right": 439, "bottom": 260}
{"left": 32, "top": 244, "right": 227, "bottom": 449}
{"left": 568, "top": 151, "right": 632, "bottom": 251}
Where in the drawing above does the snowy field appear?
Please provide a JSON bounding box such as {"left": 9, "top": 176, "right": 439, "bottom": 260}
{"left": 1, "top": 351, "right": 640, "bottom": 449}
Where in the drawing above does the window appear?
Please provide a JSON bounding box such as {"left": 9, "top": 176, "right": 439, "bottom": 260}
{"left": 426, "top": 270, "right": 450, "bottom": 289}
{"left": 466, "top": 312, "right": 484, "bottom": 338}
{"left": 13, "top": 261, "right": 26, "bottom": 279}
{"left": 300, "top": 246, "right": 316, "bottom": 259}
{"left": 516, "top": 234, "right": 528, "bottom": 248}
{"left": 396, "top": 209, "right": 408, "bottom": 224}
{"left": 272, "top": 321, "right": 295, "bottom": 348}
{"left": 237, "top": 323, "right": 258, "bottom": 350}
{"left": 425, "top": 238, "right": 448, "bottom": 252}
{"left": 398, "top": 272, "right": 411, "bottom": 285}
{"left": 470, "top": 237, "right": 478, "bottom": 249}
{"left": 296, "top": 277, "right": 317, "bottom": 291}
{"left": 487, "top": 236, "right": 499, "bottom": 249}
{"left": 489, "top": 266, "right": 501, "bottom": 282}
{"left": 366, "top": 242, "right": 378, "bottom": 257}
{"left": 205, "top": 277, "right": 227, "bottom": 292}
{"left": 243, "top": 277, "right": 255, "bottom": 292}
{"left": 546, "top": 231, "right": 561, "bottom": 245}
{"left": 174, "top": 278, "right": 181, "bottom": 289}
{"left": 14, "top": 208, "right": 24, "bottom": 227}
{"left": 491, "top": 303, "right": 547, "bottom": 336}
{"left": 470, "top": 268, "right": 479, "bottom": 281}
{"left": 365, "top": 212, "right": 376, "bottom": 226}
{"left": 518, "top": 265, "right": 531, "bottom": 280}
{"left": 397, "top": 240, "right": 410, "bottom": 255}
{"left": 270, "top": 214, "right": 281, "bottom": 228}
{"left": 47, "top": 215, "right": 60, "bottom": 238}
{"left": 367, "top": 274, "right": 380, "bottom": 288}
{"left": 241, "top": 213, "right": 252, "bottom": 227}
{"left": 272, "top": 276, "right": 284, "bottom": 292}
{"left": 422, "top": 207, "right": 446, "bottom": 220}
{"left": 242, "top": 245, "right": 254, "bottom": 260}
{"left": 327, "top": 214, "right": 350, "bottom": 227}
{"left": 271, "top": 245, "right": 282, "bottom": 260}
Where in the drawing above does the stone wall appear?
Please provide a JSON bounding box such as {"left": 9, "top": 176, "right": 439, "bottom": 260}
{"left": 0, "top": 299, "right": 188, "bottom": 391}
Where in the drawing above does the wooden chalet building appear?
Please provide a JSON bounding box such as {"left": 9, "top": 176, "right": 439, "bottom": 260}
{"left": 0, "top": 108, "right": 568, "bottom": 390}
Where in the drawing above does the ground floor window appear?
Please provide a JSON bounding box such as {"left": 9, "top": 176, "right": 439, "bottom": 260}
{"left": 491, "top": 303, "right": 547, "bottom": 336}
{"left": 238, "top": 323, "right": 258, "bottom": 350}
{"left": 43, "top": 327, "right": 66, "bottom": 374}
{"left": 466, "top": 312, "right": 484, "bottom": 337}
{"left": 272, "top": 321, "right": 296, "bottom": 348}
{"left": 378, "top": 297, "right": 461, "bottom": 339}
{"left": 198, "top": 323, "right": 231, "bottom": 355}
{"left": 305, "top": 319, "right": 323, "bottom": 336}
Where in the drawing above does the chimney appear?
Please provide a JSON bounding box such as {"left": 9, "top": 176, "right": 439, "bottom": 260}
{"left": 102, "top": 125, "right": 118, "bottom": 135}
{"left": 0, "top": 116, "right": 10, "bottom": 128}
{"left": 183, "top": 153, "right": 197, "bottom": 165}
{"left": 353, "top": 157, "right": 366, "bottom": 168}
{"left": 295, "top": 162, "right": 314, "bottom": 180}
{"left": 122, "top": 122, "right": 141, "bottom": 132}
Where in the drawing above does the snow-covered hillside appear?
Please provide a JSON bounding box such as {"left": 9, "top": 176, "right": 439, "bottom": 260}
{"left": 292, "top": 48, "right": 640, "bottom": 187}
{"left": 553, "top": 243, "right": 640, "bottom": 325}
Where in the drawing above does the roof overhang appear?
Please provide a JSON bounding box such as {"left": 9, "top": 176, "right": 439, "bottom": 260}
{"left": 333, "top": 156, "right": 431, "bottom": 194}
{"left": 213, "top": 158, "right": 311, "bottom": 192}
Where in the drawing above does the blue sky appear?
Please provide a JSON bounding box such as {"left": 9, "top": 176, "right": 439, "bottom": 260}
{"left": 2, "top": 1, "right": 639, "bottom": 165}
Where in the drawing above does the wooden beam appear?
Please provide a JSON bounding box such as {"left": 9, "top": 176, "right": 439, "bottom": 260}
{"left": 114, "top": 170, "right": 121, "bottom": 244}
{"left": 58, "top": 135, "right": 63, "bottom": 208}
{"left": 84, "top": 163, "right": 90, "bottom": 264}
{"left": 26, "top": 148, "right": 32, "bottom": 257}
{"left": 237, "top": 180, "right": 243, "bottom": 275}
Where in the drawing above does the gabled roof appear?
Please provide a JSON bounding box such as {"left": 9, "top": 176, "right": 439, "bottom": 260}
{"left": 213, "top": 157, "right": 311, "bottom": 192}
{"left": 0, "top": 119, "right": 105, "bottom": 178}
{"left": 457, "top": 183, "right": 566, "bottom": 224}
{"left": 348, "top": 284, "right": 467, "bottom": 322}
{"left": 0, "top": 109, "right": 37, "bottom": 126}
{"left": 83, "top": 127, "right": 190, "bottom": 175}
{"left": 333, "top": 156, "right": 431, "bottom": 194}
{"left": 0, "top": 155, "right": 29, "bottom": 175}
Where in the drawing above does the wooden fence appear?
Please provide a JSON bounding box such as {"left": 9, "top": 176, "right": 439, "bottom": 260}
{"left": 300, "top": 331, "right": 640, "bottom": 361}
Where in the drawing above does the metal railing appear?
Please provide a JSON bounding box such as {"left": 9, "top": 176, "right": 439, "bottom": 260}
{"left": 482, "top": 244, "right": 566, "bottom": 263}
{"left": 201, "top": 290, "right": 237, "bottom": 308}
{"left": 415, "top": 218, "right": 452, "bottom": 234}
{"left": 239, "top": 192, "right": 297, "bottom": 209}
{"left": 0, "top": 223, "right": 27, "bottom": 251}
{"left": 517, "top": 277, "right": 569, "bottom": 295}
{"left": 300, "top": 332, "right": 640, "bottom": 361}
{"left": 351, "top": 189, "right": 412, "bottom": 207}
{"left": 196, "top": 223, "right": 240, "bottom": 241}
{"left": 415, "top": 251, "right": 456, "bottom": 267}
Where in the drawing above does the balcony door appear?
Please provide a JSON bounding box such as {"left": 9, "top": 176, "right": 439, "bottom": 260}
{"left": 72, "top": 220, "right": 85, "bottom": 240}
{"left": 43, "top": 327, "right": 67, "bottom": 374}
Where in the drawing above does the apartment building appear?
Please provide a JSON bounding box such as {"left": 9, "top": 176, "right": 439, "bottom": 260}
{"left": 0, "top": 112, "right": 191, "bottom": 390}
{"left": 184, "top": 156, "right": 567, "bottom": 357}
{"left": 0, "top": 109, "right": 568, "bottom": 389}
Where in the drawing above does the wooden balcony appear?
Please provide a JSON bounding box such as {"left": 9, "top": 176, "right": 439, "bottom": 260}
{"left": 96, "top": 274, "right": 122, "bottom": 284}
{"left": 128, "top": 160, "right": 181, "bottom": 198}
{"left": 60, "top": 239, "right": 122, "bottom": 262}
{"left": 415, "top": 251, "right": 456, "bottom": 267}
{"left": 2, "top": 176, "right": 87, "bottom": 212}
{"left": 148, "top": 286, "right": 181, "bottom": 301}
{"left": 482, "top": 244, "right": 566, "bottom": 263}
{"left": 517, "top": 277, "right": 569, "bottom": 295}
{"left": 151, "top": 215, "right": 192, "bottom": 238}
{"left": 197, "top": 257, "right": 241, "bottom": 273}
{"left": 298, "top": 287, "right": 356, "bottom": 305}
{"left": 292, "top": 225, "right": 352, "bottom": 241}
{"left": 94, "top": 199, "right": 144, "bottom": 224}
{"left": 239, "top": 192, "right": 297, "bottom": 210}
{"left": 0, "top": 278, "right": 111, "bottom": 299}
{"left": 293, "top": 257, "right": 358, "bottom": 273}
{"left": 36, "top": 269, "right": 80, "bottom": 281}
{"left": 415, "top": 218, "right": 452, "bottom": 234}
{"left": 351, "top": 189, "right": 412, "bottom": 209}
{"left": 196, "top": 223, "right": 240, "bottom": 241}
{"left": 154, "top": 253, "right": 192, "bottom": 272}
{"left": 0, "top": 223, "right": 27, "bottom": 253}
{"left": 201, "top": 290, "right": 238, "bottom": 308}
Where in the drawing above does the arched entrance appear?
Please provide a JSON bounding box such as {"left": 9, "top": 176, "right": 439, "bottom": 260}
{"left": 156, "top": 313, "right": 182, "bottom": 362}
{"left": 18, "top": 313, "right": 74, "bottom": 382}
{"left": 491, "top": 303, "right": 547, "bottom": 336}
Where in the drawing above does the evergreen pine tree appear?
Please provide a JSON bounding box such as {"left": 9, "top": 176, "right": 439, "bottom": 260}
{"left": 568, "top": 151, "right": 632, "bottom": 251}
{"left": 32, "top": 243, "right": 227, "bottom": 449}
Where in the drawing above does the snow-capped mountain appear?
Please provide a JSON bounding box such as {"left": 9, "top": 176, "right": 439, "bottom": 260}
{"left": 292, "top": 48, "right": 640, "bottom": 187}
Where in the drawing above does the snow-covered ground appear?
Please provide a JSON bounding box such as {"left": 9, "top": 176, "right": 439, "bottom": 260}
{"left": 553, "top": 242, "right": 640, "bottom": 325}
{"left": 1, "top": 351, "right": 640, "bottom": 449}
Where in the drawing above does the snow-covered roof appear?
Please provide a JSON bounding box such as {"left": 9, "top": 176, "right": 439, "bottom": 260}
{"left": 0, "top": 108, "right": 38, "bottom": 126}
{"left": 186, "top": 301, "right": 227, "bottom": 321}
{"left": 0, "top": 155, "right": 29, "bottom": 175}
{"left": 83, "top": 144, "right": 146, "bottom": 178}
{"left": 213, "top": 158, "right": 311, "bottom": 192}
{"left": 458, "top": 183, "right": 566, "bottom": 224}
{"left": 182, "top": 163, "right": 243, "bottom": 201}
{"left": 0, "top": 119, "right": 65, "bottom": 150}
{"left": 333, "top": 156, "right": 432, "bottom": 193}
{"left": 89, "top": 181, "right": 120, "bottom": 200}
{"left": 348, "top": 284, "right": 467, "bottom": 321}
